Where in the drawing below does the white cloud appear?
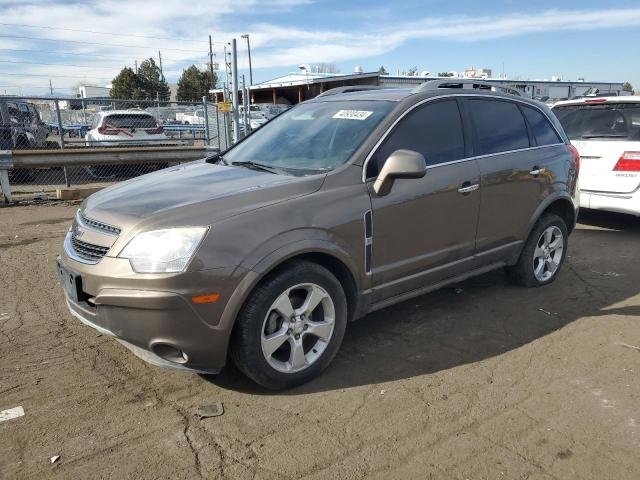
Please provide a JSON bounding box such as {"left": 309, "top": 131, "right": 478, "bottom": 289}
{"left": 1, "top": 3, "right": 640, "bottom": 93}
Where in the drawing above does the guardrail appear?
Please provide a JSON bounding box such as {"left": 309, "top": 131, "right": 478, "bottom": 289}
{"left": 0, "top": 146, "right": 219, "bottom": 203}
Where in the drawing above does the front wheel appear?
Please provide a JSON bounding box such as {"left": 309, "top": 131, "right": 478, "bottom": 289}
{"left": 506, "top": 213, "right": 568, "bottom": 287}
{"left": 230, "top": 261, "right": 347, "bottom": 390}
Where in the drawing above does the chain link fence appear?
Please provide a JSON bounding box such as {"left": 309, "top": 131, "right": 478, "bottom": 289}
{"left": 0, "top": 95, "right": 239, "bottom": 202}
{"left": 0, "top": 95, "right": 231, "bottom": 151}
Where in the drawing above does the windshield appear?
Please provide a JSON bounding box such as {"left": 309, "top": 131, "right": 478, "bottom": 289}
{"left": 223, "top": 100, "right": 394, "bottom": 175}
{"left": 554, "top": 103, "right": 640, "bottom": 140}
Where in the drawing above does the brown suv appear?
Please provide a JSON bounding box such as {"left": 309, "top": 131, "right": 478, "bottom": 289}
{"left": 58, "top": 81, "right": 580, "bottom": 389}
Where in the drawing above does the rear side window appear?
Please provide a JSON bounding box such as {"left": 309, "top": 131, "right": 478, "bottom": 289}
{"left": 370, "top": 100, "right": 465, "bottom": 177}
{"left": 468, "top": 99, "right": 529, "bottom": 155}
{"left": 521, "top": 106, "right": 561, "bottom": 146}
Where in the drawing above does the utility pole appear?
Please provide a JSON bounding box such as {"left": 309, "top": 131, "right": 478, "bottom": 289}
{"left": 208, "top": 35, "right": 215, "bottom": 94}
{"left": 158, "top": 51, "right": 164, "bottom": 80}
{"left": 231, "top": 38, "right": 240, "bottom": 144}
{"left": 241, "top": 34, "right": 253, "bottom": 86}
{"left": 134, "top": 60, "right": 138, "bottom": 74}
{"left": 49, "top": 79, "right": 53, "bottom": 95}
{"left": 242, "top": 74, "right": 249, "bottom": 133}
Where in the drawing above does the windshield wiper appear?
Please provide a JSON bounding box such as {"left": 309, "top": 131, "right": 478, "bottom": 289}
{"left": 230, "top": 161, "right": 287, "bottom": 175}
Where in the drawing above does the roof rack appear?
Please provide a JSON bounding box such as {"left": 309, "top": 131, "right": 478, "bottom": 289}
{"left": 414, "top": 79, "right": 521, "bottom": 97}
{"left": 316, "top": 85, "right": 386, "bottom": 97}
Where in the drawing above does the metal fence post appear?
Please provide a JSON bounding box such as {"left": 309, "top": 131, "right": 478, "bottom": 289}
{"left": 215, "top": 106, "right": 221, "bottom": 151}
{"left": 202, "top": 96, "right": 211, "bottom": 146}
{"left": 0, "top": 150, "right": 12, "bottom": 203}
{"left": 54, "top": 100, "right": 70, "bottom": 187}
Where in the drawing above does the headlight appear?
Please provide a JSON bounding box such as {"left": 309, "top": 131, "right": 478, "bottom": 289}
{"left": 118, "top": 227, "right": 207, "bottom": 273}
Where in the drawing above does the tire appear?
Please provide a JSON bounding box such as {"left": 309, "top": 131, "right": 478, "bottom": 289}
{"left": 506, "top": 213, "right": 568, "bottom": 287}
{"left": 230, "top": 260, "right": 347, "bottom": 390}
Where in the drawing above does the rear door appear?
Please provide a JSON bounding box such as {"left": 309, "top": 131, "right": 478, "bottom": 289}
{"left": 367, "top": 98, "right": 481, "bottom": 302}
{"left": 554, "top": 102, "right": 640, "bottom": 194}
{"left": 464, "top": 98, "right": 564, "bottom": 263}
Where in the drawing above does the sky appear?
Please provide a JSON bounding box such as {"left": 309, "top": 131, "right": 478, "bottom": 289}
{"left": 0, "top": 0, "right": 639, "bottom": 96}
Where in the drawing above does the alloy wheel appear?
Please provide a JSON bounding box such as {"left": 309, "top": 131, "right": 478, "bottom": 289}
{"left": 533, "top": 225, "right": 564, "bottom": 282}
{"left": 261, "top": 283, "right": 335, "bottom": 373}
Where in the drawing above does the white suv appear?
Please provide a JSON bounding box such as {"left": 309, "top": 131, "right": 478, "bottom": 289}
{"left": 553, "top": 97, "right": 640, "bottom": 216}
{"left": 86, "top": 110, "right": 167, "bottom": 147}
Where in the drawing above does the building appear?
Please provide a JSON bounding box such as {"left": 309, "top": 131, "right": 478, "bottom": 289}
{"left": 462, "top": 67, "right": 492, "bottom": 79}
{"left": 211, "top": 71, "right": 631, "bottom": 106}
{"left": 211, "top": 71, "right": 379, "bottom": 105}
{"left": 78, "top": 85, "right": 111, "bottom": 98}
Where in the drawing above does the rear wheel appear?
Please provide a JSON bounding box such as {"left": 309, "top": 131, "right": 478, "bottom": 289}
{"left": 506, "top": 213, "right": 568, "bottom": 287}
{"left": 230, "top": 261, "right": 347, "bottom": 390}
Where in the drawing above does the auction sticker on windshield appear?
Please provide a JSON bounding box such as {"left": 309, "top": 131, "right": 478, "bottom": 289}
{"left": 333, "top": 110, "right": 373, "bottom": 120}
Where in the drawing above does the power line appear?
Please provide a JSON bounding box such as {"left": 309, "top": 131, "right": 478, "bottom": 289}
{"left": 0, "top": 47, "right": 206, "bottom": 62}
{"left": 0, "top": 59, "right": 126, "bottom": 70}
{"left": 0, "top": 72, "right": 111, "bottom": 79}
{"left": 0, "top": 33, "right": 210, "bottom": 53}
{"left": 0, "top": 22, "right": 222, "bottom": 44}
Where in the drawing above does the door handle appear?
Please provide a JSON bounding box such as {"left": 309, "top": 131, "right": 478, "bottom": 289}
{"left": 457, "top": 182, "right": 479, "bottom": 194}
{"left": 530, "top": 166, "right": 546, "bottom": 176}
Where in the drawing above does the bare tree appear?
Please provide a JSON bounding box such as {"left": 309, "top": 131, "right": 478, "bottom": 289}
{"left": 314, "top": 63, "right": 341, "bottom": 74}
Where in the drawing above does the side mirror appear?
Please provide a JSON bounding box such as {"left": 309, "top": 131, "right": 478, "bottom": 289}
{"left": 373, "top": 149, "right": 427, "bottom": 196}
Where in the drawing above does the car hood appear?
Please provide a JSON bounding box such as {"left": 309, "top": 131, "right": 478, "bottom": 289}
{"left": 82, "top": 160, "right": 325, "bottom": 230}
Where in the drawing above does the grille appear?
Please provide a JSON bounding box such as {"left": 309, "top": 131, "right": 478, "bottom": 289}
{"left": 79, "top": 211, "right": 121, "bottom": 235}
{"left": 70, "top": 235, "right": 110, "bottom": 262}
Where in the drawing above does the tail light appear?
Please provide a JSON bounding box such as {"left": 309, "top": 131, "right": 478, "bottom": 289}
{"left": 613, "top": 151, "right": 640, "bottom": 172}
{"left": 145, "top": 120, "right": 164, "bottom": 135}
{"left": 568, "top": 144, "right": 580, "bottom": 175}
{"left": 97, "top": 122, "right": 119, "bottom": 135}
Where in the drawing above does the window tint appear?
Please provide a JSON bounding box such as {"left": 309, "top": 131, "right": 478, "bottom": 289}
{"left": 104, "top": 114, "right": 157, "bottom": 129}
{"left": 468, "top": 99, "right": 529, "bottom": 155}
{"left": 521, "top": 106, "right": 560, "bottom": 146}
{"left": 369, "top": 100, "right": 465, "bottom": 177}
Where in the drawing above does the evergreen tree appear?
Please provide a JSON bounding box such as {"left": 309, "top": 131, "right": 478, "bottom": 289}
{"left": 110, "top": 67, "right": 140, "bottom": 99}
{"left": 176, "top": 65, "right": 216, "bottom": 101}
{"left": 137, "top": 58, "right": 171, "bottom": 101}
{"left": 378, "top": 66, "right": 388, "bottom": 75}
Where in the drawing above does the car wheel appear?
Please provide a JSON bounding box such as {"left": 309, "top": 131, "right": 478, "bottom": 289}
{"left": 506, "top": 213, "right": 568, "bottom": 287}
{"left": 230, "top": 260, "right": 347, "bottom": 390}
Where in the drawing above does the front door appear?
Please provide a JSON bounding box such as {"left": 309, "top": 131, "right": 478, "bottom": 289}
{"left": 366, "top": 99, "right": 481, "bottom": 303}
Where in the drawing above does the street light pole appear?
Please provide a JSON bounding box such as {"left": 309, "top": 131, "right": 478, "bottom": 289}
{"left": 241, "top": 34, "right": 253, "bottom": 86}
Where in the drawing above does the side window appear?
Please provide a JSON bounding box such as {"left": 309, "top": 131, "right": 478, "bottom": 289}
{"left": 468, "top": 99, "right": 529, "bottom": 155}
{"left": 369, "top": 100, "right": 465, "bottom": 177}
{"left": 27, "top": 105, "right": 40, "bottom": 124}
{"left": 521, "top": 106, "right": 561, "bottom": 146}
{"left": 7, "top": 102, "right": 20, "bottom": 123}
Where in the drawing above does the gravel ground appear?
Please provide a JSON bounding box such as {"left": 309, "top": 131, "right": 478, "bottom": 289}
{"left": 0, "top": 203, "right": 639, "bottom": 480}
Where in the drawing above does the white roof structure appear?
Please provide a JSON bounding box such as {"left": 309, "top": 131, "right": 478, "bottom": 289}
{"left": 210, "top": 71, "right": 378, "bottom": 94}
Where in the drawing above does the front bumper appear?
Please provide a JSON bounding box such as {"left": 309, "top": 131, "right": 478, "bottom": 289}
{"left": 579, "top": 188, "right": 640, "bottom": 217}
{"left": 57, "top": 250, "right": 247, "bottom": 374}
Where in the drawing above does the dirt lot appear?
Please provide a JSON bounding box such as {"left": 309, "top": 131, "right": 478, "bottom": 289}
{"left": 1, "top": 203, "right": 639, "bottom": 479}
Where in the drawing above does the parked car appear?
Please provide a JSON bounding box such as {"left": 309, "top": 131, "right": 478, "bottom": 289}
{"left": 85, "top": 111, "right": 168, "bottom": 147}
{"left": 0, "top": 99, "right": 58, "bottom": 182}
{"left": 58, "top": 81, "right": 579, "bottom": 390}
{"left": 0, "top": 98, "right": 52, "bottom": 149}
{"left": 176, "top": 109, "right": 205, "bottom": 125}
{"left": 553, "top": 97, "right": 640, "bottom": 216}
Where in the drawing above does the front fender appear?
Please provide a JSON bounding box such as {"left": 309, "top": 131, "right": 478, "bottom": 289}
{"left": 214, "top": 236, "right": 365, "bottom": 358}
